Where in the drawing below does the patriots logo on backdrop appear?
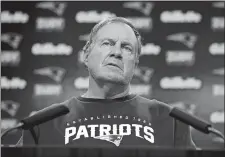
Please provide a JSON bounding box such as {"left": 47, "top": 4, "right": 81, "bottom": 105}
{"left": 1, "top": 100, "right": 20, "bottom": 117}
{"left": 78, "top": 34, "right": 90, "bottom": 41}
{"left": 167, "top": 32, "right": 198, "bottom": 49}
{"left": 212, "top": 68, "right": 224, "bottom": 76}
{"left": 33, "top": 67, "right": 66, "bottom": 83}
{"left": 212, "top": 2, "right": 224, "bottom": 8}
{"left": 134, "top": 67, "right": 154, "bottom": 83}
{"left": 123, "top": 2, "right": 154, "bottom": 16}
{"left": 93, "top": 135, "right": 124, "bottom": 147}
{"left": 36, "top": 2, "right": 67, "bottom": 16}
{"left": 210, "top": 110, "right": 224, "bottom": 124}
{"left": 1, "top": 119, "right": 18, "bottom": 131}
{"left": 1, "top": 33, "right": 23, "bottom": 49}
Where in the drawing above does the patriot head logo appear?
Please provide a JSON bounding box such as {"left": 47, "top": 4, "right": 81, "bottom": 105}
{"left": 1, "top": 100, "right": 20, "bottom": 117}
{"left": 167, "top": 32, "right": 198, "bottom": 49}
{"left": 1, "top": 33, "right": 23, "bottom": 49}
{"left": 36, "top": 2, "right": 67, "bottom": 16}
{"left": 123, "top": 2, "right": 154, "bottom": 16}
{"left": 134, "top": 67, "right": 154, "bottom": 83}
{"left": 93, "top": 134, "right": 124, "bottom": 146}
{"left": 33, "top": 67, "right": 66, "bottom": 83}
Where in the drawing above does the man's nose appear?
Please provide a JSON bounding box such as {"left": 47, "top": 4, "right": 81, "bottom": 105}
{"left": 111, "top": 44, "right": 122, "bottom": 58}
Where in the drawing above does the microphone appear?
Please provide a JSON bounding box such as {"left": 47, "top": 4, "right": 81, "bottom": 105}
{"left": 1, "top": 103, "right": 69, "bottom": 145}
{"left": 170, "top": 107, "right": 211, "bottom": 134}
{"left": 20, "top": 103, "right": 70, "bottom": 130}
{"left": 169, "top": 106, "right": 224, "bottom": 140}
{"left": 153, "top": 100, "right": 224, "bottom": 140}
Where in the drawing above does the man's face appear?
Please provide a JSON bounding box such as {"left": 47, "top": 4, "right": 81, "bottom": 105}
{"left": 85, "top": 22, "right": 139, "bottom": 85}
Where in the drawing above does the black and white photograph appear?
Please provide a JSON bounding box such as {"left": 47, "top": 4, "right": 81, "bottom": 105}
{"left": 1, "top": 1, "right": 224, "bottom": 157}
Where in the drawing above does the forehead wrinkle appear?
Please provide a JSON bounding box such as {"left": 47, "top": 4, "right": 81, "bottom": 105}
{"left": 92, "top": 22, "right": 139, "bottom": 53}
{"left": 99, "top": 37, "right": 119, "bottom": 42}
{"left": 95, "top": 23, "right": 135, "bottom": 38}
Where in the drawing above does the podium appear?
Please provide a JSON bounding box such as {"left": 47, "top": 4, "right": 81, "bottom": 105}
{"left": 2, "top": 147, "right": 225, "bottom": 157}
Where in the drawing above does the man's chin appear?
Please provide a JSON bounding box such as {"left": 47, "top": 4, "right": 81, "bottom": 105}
{"left": 98, "top": 75, "right": 128, "bottom": 85}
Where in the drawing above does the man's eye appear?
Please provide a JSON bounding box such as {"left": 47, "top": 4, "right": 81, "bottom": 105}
{"left": 124, "top": 46, "right": 132, "bottom": 51}
{"left": 102, "top": 42, "right": 111, "bottom": 46}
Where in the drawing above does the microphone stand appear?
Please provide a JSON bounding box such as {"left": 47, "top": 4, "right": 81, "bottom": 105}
{"left": 2, "top": 125, "right": 42, "bottom": 157}
{"left": 1, "top": 123, "right": 23, "bottom": 142}
{"left": 208, "top": 127, "right": 225, "bottom": 141}
{"left": 1, "top": 122, "right": 39, "bottom": 146}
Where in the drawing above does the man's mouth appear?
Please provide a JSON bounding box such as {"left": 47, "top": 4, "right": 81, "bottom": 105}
{"left": 106, "top": 63, "right": 122, "bottom": 70}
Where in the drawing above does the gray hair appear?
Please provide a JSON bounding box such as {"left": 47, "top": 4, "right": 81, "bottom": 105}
{"left": 82, "top": 16, "right": 143, "bottom": 56}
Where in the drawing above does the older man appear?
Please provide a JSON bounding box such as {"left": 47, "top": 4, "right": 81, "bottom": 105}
{"left": 23, "top": 17, "right": 196, "bottom": 149}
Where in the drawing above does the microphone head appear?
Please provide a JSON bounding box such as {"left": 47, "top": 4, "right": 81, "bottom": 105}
{"left": 21, "top": 103, "right": 69, "bottom": 130}
{"left": 169, "top": 107, "right": 211, "bottom": 134}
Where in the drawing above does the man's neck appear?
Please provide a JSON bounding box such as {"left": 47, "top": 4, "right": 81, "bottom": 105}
{"left": 82, "top": 77, "right": 130, "bottom": 99}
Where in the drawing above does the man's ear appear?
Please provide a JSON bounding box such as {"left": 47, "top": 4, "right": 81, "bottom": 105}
{"left": 83, "top": 41, "right": 91, "bottom": 68}
{"left": 83, "top": 50, "right": 89, "bottom": 68}
{"left": 135, "top": 58, "right": 139, "bottom": 67}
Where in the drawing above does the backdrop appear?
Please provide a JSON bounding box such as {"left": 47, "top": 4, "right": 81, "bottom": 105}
{"left": 1, "top": 1, "right": 224, "bottom": 149}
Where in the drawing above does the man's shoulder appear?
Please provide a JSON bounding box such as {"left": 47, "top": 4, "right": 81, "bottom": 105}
{"left": 135, "top": 95, "right": 171, "bottom": 114}
{"left": 53, "top": 96, "right": 79, "bottom": 109}
{"left": 56, "top": 96, "right": 75, "bottom": 105}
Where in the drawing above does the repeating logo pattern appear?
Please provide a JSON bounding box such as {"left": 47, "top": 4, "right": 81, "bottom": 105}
{"left": 1, "top": 2, "right": 224, "bottom": 148}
